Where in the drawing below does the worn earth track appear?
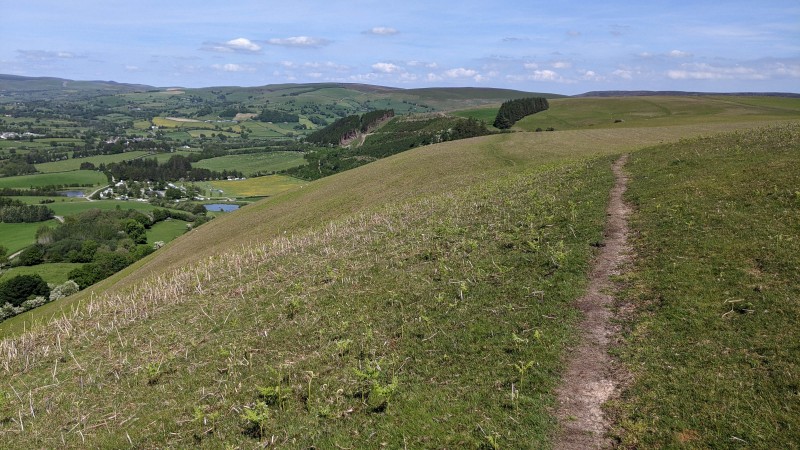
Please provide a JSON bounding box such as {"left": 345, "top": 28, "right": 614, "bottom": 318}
{"left": 553, "top": 154, "right": 631, "bottom": 449}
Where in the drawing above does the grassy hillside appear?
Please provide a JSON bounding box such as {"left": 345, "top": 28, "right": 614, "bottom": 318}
{"left": 515, "top": 96, "right": 800, "bottom": 131}
{"left": 0, "top": 92, "right": 797, "bottom": 447}
{"left": 2, "top": 119, "right": 789, "bottom": 338}
{"left": 613, "top": 123, "right": 800, "bottom": 447}
{"left": 0, "top": 153, "right": 616, "bottom": 448}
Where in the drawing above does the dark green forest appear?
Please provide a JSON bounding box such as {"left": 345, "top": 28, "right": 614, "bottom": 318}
{"left": 493, "top": 97, "right": 549, "bottom": 129}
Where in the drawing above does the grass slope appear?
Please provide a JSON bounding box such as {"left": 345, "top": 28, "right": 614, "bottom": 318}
{"left": 515, "top": 96, "right": 800, "bottom": 131}
{"left": 1, "top": 119, "right": 785, "bottom": 338}
{"left": 614, "top": 123, "right": 800, "bottom": 447}
{"left": 0, "top": 98, "right": 796, "bottom": 447}
{"left": 0, "top": 156, "right": 614, "bottom": 448}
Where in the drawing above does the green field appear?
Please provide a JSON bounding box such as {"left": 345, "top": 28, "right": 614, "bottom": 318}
{"left": 0, "top": 220, "right": 59, "bottom": 254}
{"left": 0, "top": 170, "right": 107, "bottom": 189}
{"left": 152, "top": 117, "right": 216, "bottom": 129}
{"left": 192, "top": 174, "right": 307, "bottom": 198}
{"left": 146, "top": 219, "right": 189, "bottom": 244}
{"left": 0, "top": 263, "right": 81, "bottom": 285}
{"left": 44, "top": 199, "right": 159, "bottom": 216}
{"left": 451, "top": 106, "right": 500, "bottom": 125}
{"left": 193, "top": 151, "right": 306, "bottom": 175}
{"left": 35, "top": 151, "right": 152, "bottom": 173}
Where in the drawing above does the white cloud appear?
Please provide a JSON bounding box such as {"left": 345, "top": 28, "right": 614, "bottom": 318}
{"left": 226, "top": 38, "right": 261, "bottom": 52}
{"left": 124, "top": 65, "right": 141, "bottom": 72}
{"left": 668, "top": 50, "right": 692, "bottom": 58}
{"left": 372, "top": 62, "right": 402, "bottom": 73}
{"left": 666, "top": 63, "right": 766, "bottom": 80}
{"left": 552, "top": 61, "right": 572, "bottom": 69}
{"left": 366, "top": 27, "right": 398, "bottom": 36}
{"left": 408, "top": 60, "right": 438, "bottom": 68}
{"left": 426, "top": 73, "right": 443, "bottom": 82}
{"left": 444, "top": 68, "right": 478, "bottom": 78}
{"left": 612, "top": 69, "right": 633, "bottom": 80}
{"left": 266, "top": 36, "right": 331, "bottom": 48}
{"left": 531, "top": 69, "right": 559, "bottom": 81}
{"left": 202, "top": 38, "right": 261, "bottom": 53}
{"left": 523, "top": 62, "right": 539, "bottom": 70}
{"left": 211, "top": 63, "right": 254, "bottom": 73}
{"left": 581, "top": 70, "right": 604, "bottom": 81}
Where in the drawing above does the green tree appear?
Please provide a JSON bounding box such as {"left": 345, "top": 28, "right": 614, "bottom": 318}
{"left": 0, "top": 274, "right": 50, "bottom": 307}
{"left": 17, "top": 244, "right": 45, "bottom": 266}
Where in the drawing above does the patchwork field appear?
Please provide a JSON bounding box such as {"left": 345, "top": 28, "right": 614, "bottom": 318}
{"left": 35, "top": 151, "right": 152, "bottom": 173}
{"left": 0, "top": 170, "right": 107, "bottom": 189}
{"left": 191, "top": 174, "right": 307, "bottom": 198}
{"left": 192, "top": 151, "right": 306, "bottom": 176}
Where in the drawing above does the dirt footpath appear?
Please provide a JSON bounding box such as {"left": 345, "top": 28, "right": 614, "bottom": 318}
{"left": 553, "top": 154, "right": 631, "bottom": 449}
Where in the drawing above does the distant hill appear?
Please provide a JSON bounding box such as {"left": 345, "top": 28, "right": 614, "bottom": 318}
{"left": 0, "top": 74, "right": 560, "bottom": 109}
{"left": 0, "top": 74, "right": 154, "bottom": 92}
{"left": 0, "top": 74, "right": 156, "bottom": 101}
{"left": 575, "top": 90, "right": 800, "bottom": 98}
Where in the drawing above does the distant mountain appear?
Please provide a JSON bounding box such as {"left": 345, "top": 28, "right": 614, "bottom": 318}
{"left": 575, "top": 90, "right": 800, "bottom": 98}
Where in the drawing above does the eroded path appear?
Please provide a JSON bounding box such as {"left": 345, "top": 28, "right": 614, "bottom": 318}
{"left": 553, "top": 154, "right": 631, "bottom": 449}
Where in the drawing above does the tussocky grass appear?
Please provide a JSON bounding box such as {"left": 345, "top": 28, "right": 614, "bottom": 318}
{"left": 612, "top": 123, "right": 800, "bottom": 448}
{"left": 0, "top": 156, "right": 614, "bottom": 448}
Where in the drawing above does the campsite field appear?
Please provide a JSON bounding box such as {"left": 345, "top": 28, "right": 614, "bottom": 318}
{"left": 192, "top": 151, "right": 306, "bottom": 176}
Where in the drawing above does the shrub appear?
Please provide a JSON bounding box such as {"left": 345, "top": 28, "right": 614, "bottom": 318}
{"left": 0, "top": 274, "right": 50, "bottom": 307}
{"left": 49, "top": 280, "right": 79, "bottom": 302}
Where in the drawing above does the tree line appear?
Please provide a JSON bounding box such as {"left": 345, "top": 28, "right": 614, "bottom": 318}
{"left": 255, "top": 109, "right": 300, "bottom": 123}
{"left": 493, "top": 97, "right": 549, "bottom": 129}
{"left": 0, "top": 197, "right": 54, "bottom": 223}
{"left": 103, "top": 155, "right": 243, "bottom": 182}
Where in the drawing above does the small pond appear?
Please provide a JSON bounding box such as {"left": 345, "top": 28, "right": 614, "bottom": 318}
{"left": 204, "top": 203, "right": 240, "bottom": 212}
{"left": 61, "top": 190, "right": 85, "bottom": 198}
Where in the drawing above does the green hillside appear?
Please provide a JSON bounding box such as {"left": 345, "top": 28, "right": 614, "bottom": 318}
{"left": 0, "top": 94, "right": 798, "bottom": 447}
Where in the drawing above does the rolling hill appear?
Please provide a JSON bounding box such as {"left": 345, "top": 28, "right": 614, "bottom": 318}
{"left": 0, "top": 93, "right": 798, "bottom": 448}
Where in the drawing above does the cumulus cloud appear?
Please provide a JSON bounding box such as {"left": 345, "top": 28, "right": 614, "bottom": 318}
{"left": 581, "top": 70, "right": 604, "bottom": 81}
{"left": 531, "top": 69, "right": 560, "bottom": 81}
{"left": 266, "top": 36, "right": 331, "bottom": 48}
{"left": 612, "top": 69, "right": 634, "bottom": 80}
{"left": 211, "top": 63, "right": 254, "bottom": 73}
{"left": 365, "top": 27, "right": 398, "bottom": 36}
{"left": 444, "top": 68, "right": 478, "bottom": 78}
{"left": 408, "top": 60, "right": 438, "bottom": 68}
{"left": 523, "top": 62, "right": 539, "bottom": 70}
{"left": 202, "top": 38, "right": 261, "bottom": 53}
{"left": 552, "top": 61, "right": 572, "bottom": 69}
{"left": 668, "top": 50, "right": 693, "bottom": 58}
{"left": 226, "top": 38, "right": 261, "bottom": 52}
{"left": 667, "top": 63, "right": 765, "bottom": 80}
{"left": 372, "top": 62, "right": 402, "bottom": 73}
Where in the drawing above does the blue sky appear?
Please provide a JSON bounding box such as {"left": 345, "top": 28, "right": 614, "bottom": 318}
{"left": 2, "top": 0, "right": 798, "bottom": 94}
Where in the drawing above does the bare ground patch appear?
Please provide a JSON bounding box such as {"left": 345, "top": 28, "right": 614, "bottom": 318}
{"left": 553, "top": 154, "right": 631, "bottom": 449}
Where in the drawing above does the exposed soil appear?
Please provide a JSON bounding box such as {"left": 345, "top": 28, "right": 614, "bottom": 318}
{"left": 553, "top": 154, "right": 631, "bottom": 449}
